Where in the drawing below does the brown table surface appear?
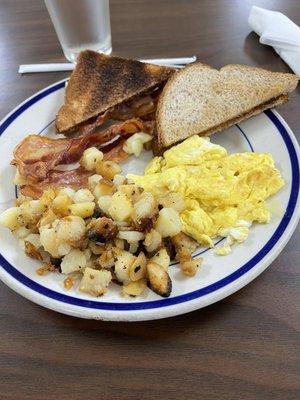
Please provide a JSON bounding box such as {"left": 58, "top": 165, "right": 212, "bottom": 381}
{"left": 0, "top": 1, "right": 299, "bottom": 399}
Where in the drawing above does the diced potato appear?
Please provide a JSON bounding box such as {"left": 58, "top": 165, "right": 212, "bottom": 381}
{"left": 151, "top": 248, "right": 170, "bottom": 271}
{"left": 114, "top": 238, "right": 125, "bottom": 250}
{"left": 95, "top": 160, "right": 121, "bottom": 180}
{"left": 0, "top": 207, "right": 20, "bottom": 230}
{"left": 80, "top": 147, "right": 103, "bottom": 171}
{"left": 40, "top": 189, "right": 56, "bottom": 208}
{"left": 57, "top": 242, "right": 72, "bottom": 256}
{"left": 118, "top": 184, "right": 143, "bottom": 202}
{"left": 129, "top": 242, "right": 139, "bottom": 254}
{"left": 98, "top": 246, "right": 115, "bottom": 269}
{"left": 158, "top": 192, "right": 186, "bottom": 213}
{"left": 129, "top": 252, "right": 147, "bottom": 281}
{"left": 122, "top": 279, "right": 147, "bottom": 297}
{"left": 132, "top": 191, "right": 156, "bottom": 223}
{"left": 97, "top": 195, "right": 112, "bottom": 215}
{"left": 13, "top": 169, "right": 26, "bottom": 186}
{"left": 181, "top": 258, "right": 202, "bottom": 277}
{"left": 39, "top": 227, "right": 59, "bottom": 257}
{"left": 114, "top": 248, "right": 135, "bottom": 283}
{"left": 155, "top": 208, "right": 182, "bottom": 238}
{"left": 87, "top": 217, "right": 117, "bottom": 242}
{"left": 88, "top": 174, "right": 102, "bottom": 191}
{"left": 69, "top": 202, "right": 95, "bottom": 218}
{"left": 61, "top": 249, "right": 87, "bottom": 274}
{"left": 89, "top": 241, "right": 106, "bottom": 255}
{"left": 171, "top": 232, "right": 198, "bottom": 255}
{"left": 18, "top": 200, "right": 44, "bottom": 225}
{"left": 79, "top": 267, "right": 112, "bottom": 297}
{"left": 93, "top": 179, "right": 115, "bottom": 199}
{"left": 13, "top": 226, "right": 31, "bottom": 239}
{"left": 123, "top": 132, "right": 153, "bottom": 157}
{"left": 25, "top": 233, "right": 41, "bottom": 249}
{"left": 54, "top": 216, "right": 86, "bottom": 244}
{"left": 38, "top": 208, "right": 58, "bottom": 227}
{"left": 113, "top": 174, "right": 127, "bottom": 187}
{"left": 117, "top": 230, "right": 145, "bottom": 243}
{"left": 143, "top": 229, "right": 162, "bottom": 253}
{"left": 123, "top": 136, "right": 143, "bottom": 157}
{"left": 52, "top": 194, "right": 73, "bottom": 216}
{"left": 108, "top": 192, "right": 133, "bottom": 222}
{"left": 58, "top": 187, "right": 76, "bottom": 200}
{"left": 147, "top": 261, "right": 172, "bottom": 297}
{"left": 73, "top": 189, "right": 94, "bottom": 203}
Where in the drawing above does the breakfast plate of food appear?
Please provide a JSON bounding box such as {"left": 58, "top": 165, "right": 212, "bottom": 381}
{"left": 0, "top": 50, "right": 299, "bottom": 321}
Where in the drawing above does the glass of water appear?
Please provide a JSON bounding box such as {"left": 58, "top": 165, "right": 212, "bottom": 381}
{"left": 44, "top": 0, "right": 112, "bottom": 62}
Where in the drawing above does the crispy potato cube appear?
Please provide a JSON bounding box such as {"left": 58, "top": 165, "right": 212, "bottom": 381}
{"left": 129, "top": 242, "right": 139, "bottom": 254}
{"left": 38, "top": 208, "right": 58, "bottom": 227}
{"left": 129, "top": 252, "right": 147, "bottom": 281}
{"left": 58, "top": 187, "right": 76, "bottom": 200}
{"left": 143, "top": 229, "right": 162, "bottom": 253}
{"left": 151, "top": 248, "right": 170, "bottom": 271}
{"left": 39, "top": 227, "right": 59, "bottom": 257}
{"left": 14, "top": 226, "right": 31, "bottom": 239}
{"left": 123, "top": 132, "right": 153, "bottom": 157}
{"left": 55, "top": 216, "right": 86, "bottom": 244}
{"left": 40, "top": 189, "right": 56, "bottom": 208}
{"left": 0, "top": 207, "right": 20, "bottom": 230}
{"left": 69, "top": 202, "right": 95, "bottom": 218}
{"left": 114, "top": 238, "right": 125, "bottom": 250}
{"left": 73, "top": 189, "right": 94, "bottom": 203}
{"left": 122, "top": 279, "right": 147, "bottom": 297}
{"left": 155, "top": 207, "right": 182, "bottom": 238}
{"left": 80, "top": 147, "right": 103, "bottom": 171}
{"left": 181, "top": 258, "right": 202, "bottom": 277}
{"left": 79, "top": 267, "right": 112, "bottom": 297}
{"left": 18, "top": 200, "right": 44, "bottom": 225}
{"left": 52, "top": 194, "right": 73, "bottom": 216}
{"left": 108, "top": 192, "right": 133, "bottom": 222}
{"left": 171, "top": 232, "right": 198, "bottom": 255}
{"left": 114, "top": 248, "right": 135, "bottom": 283}
{"left": 88, "top": 174, "right": 103, "bottom": 191}
{"left": 61, "top": 248, "right": 87, "bottom": 274}
{"left": 123, "top": 136, "right": 143, "bottom": 157}
{"left": 158, "top": 192, "right": 186, "bottom": 213}
{"left": 113, "top": 174, "right": 127, "bottom": 187}
{"left": 132, "top": 191, "right": 156, "bottom": 222}
{"left": 97, "top": 195, "right": 112, "bottom": 215}
{"left": 118, "top": 184, "right": 143, "bottom": 202}
{"left": 117, "top": 230, "right": 145, "bottom": 243}
{"left": 98, "top": 246, "right": 115, "bottom": 269}
{"left": 95, "top": 160, "right": 121, "bottom": 180}
{"left": 93, "top": 179, "right": 115, "bottom": 199}
{"left": 147, "top": 261, "right": 172, "bottom": 298}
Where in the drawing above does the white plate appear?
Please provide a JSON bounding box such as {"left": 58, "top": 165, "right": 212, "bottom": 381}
{"left": 0, "top": 79, "right": 299, "bottom": 321}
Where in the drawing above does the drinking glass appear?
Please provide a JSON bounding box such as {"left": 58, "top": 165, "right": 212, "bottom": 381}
{"left": 44, "top": 0, "right": 112, "bottom": 62}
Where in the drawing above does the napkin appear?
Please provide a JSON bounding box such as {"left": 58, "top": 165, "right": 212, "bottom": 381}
{"left": 248, "top": 6, "right": 300, "bottom": 75}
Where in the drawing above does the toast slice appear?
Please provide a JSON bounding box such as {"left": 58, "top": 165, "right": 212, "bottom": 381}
{"left": 56, "top": 50, "right": 174, "bottom": 133}
{"left": 156, "top": 63, "right": 299, "bottom": 148}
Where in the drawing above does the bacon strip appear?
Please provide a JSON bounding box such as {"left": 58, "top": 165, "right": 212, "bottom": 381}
{"left": 78, "top": 92, "right": 159, "bottom": 136}
{"left": 13, "top": 118, "right": 145, "bottom": 182}
{"left": 20, "top": 167, "right": 92, "bottom": 198}
{"left": 103, "top": 138, "right": 130, "bottom": 163}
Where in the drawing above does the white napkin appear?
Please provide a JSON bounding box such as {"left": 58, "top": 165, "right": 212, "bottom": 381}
{"left": 248, "top": 6, "right": 300, "bottom": 75}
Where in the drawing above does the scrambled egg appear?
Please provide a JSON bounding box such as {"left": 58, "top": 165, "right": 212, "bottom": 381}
{"left": 128, "top": 135, "right": 284, "bottom": 253}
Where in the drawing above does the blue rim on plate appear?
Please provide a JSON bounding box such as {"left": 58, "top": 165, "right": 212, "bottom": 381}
{"left": 0, "top": 80, "right": 299, "bottom": 311}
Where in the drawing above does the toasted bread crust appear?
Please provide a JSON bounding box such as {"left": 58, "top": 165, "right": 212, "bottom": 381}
{"left": 156, "top": 63, "right": 299, "bottom": 148}
{"left": 56, "top": 50, "right": 174, "bottom": 133}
